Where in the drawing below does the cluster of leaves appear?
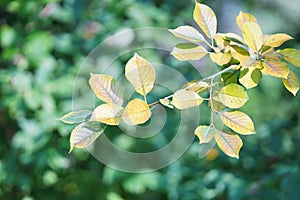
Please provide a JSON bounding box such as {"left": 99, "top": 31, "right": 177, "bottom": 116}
{"left": 60, "top": 2, "right": 300, "bottom": 158}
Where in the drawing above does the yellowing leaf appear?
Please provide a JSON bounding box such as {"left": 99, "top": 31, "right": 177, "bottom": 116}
{"left": 59, "top": 110, "right": 92, "bottom": 124}
{"left": 171, "top": 89, "right": 203, "bottom": 109}
{"left": 90, "top": 103, "right": 123, "bottom": 125}
{"left": 159, "top": 98, "right": 174, "bottom": 109}
{"left": 125, "top": 53, "right": 156, "bottom": 96}
{"left": 210, "top": 52, "right": 231, "bottom": 65}
{"left": 171, "top": 43, "right": 208, "bottom": 61}
{"left": 242, "top": 22, "right": 263, "bottom": 52}
{"left": 220, "top": 111, "right": 255, "bottom": 135}
{"left": 217, "top": 84, "right": 248, "bottom": 109}
{"left": 69, "top": 122, "right": 105, "bottom": 153}
{"left": 278, "top": 48, "right": 300, "bottom": 67}
{"left": 122, "top": 98, "right": 152, "bottom": 125}
{"left": 282, "top": 70, "right": 299, "bottom": 96}
{"left": 214, "top": 130, "right": 243, "bottom": 159}
{"left": 169, "top": 25, "right": 205, "bottom": 43}
{"left": 89, "top": 74, "right": 123, "bottom": 105}
{"left": 239, "top": 67, "right": 262, "bottom": 89}
{"left": 236, "top": 11, "right": 257, "bottom": 30}
{"left": 194, "top": 125, "right": 216, "bottom": 144}
{"left": 264, "top": 33, "right": 293, "bottom": 48}
{"left": 185, "top": 81, "right": 209, "bottom": 93}
{"left": 222, "top": 33, "right": 245, "bottom": 46}
{"left": 262, "top": 53, "right": 289, "bottom": 78}
{"left": 193, "top": 2, "right": 217, "bottom": 39}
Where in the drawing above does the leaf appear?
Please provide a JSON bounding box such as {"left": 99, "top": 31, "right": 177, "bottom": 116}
{"left": 169, "top": 25, "right": 206, "bottom": 43}
{"left": 193, "top": 2, "right": 217, "bottom": 39}
{"left": 242, "top": 22, "right": 263, "bottom": 52}
{"left": 217, "top": 84, "right": 248, "bottom": 109}
{"left": 159, "top": 98, "right": 174, "bottom": 109}
{"left": 89, "top": 74, "right": 123, "bottom": 105}
{"left": 69, "top": 122, "right": 105, "bottom": 153}
{"left": 264, "top": 33, "right": 293, "bottom": 48}
{"left": 171, "top": 89, "right": 203, "bottom": 109}
{"left": 278, "top": 48, "right": 300, "bottom": 67}
{"left": 220, "top": 111, "right": 255, "bottom": 135}
{"left": 282, "top": 70, "right": 299, "bottom": 96}
{"left": 222, "top": 33, "right": 245, "bottom": 46}
{"left": 171, "top": 43, "right": 208, "bottom": 61}
{"left": 262, "top": 52, "right": 289, "bottom": 78}
{"left": 236, "top": 11, "right": 257, "bottom": 30}
{"left": 59, "top": 110, "right": 92, "bottom": 124}
{"left": 125, "top": 53, "right": 156, "bottom": 96}
{"left": 122, "top": 98, "right": 152, "bottom": 125}
{"left": 183, "top": 81, "right": 209, "bottom": 93}
{"left": 239, "top": 67, "right": 262, "bottom": 89}
{"left": 90, "top": 103, "right": 123, "bottom": 125}
{"left": 214, "top": 130, "right": 243, "bottom": 158}
{"left": 194, "top": 125, "right": 216, "bottom": 144}
{"left": 210, "top": 52, "right": 232, "bottom": 65}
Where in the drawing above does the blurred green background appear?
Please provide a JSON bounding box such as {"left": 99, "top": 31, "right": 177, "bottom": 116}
{"left": 1, "top": 0, "right": 300, "bottom": 199}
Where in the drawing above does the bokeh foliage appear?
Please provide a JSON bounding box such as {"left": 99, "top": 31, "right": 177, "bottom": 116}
{"left": 1, "top": 0, "right": 300, "bottom": 199}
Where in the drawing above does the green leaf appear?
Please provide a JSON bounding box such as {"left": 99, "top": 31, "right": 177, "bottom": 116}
{"left": 69, "top": 122, "right": 105, "bottom": 153}
{"left": 278, "top": 48, "right": 300, "bottom": 67}
{"left": 89, "top": 74, "right": 123, "bottom": 105}
{"left": 90, "top": 103, "right": 123, "bottom": 125}
{"left": 193, "top": 2, "right": 217, "bottom": 39}
{"left": 171, "top": 43, "right": 208, "bottom": 61}
{"left": 125, "top": 53, "right": 156, "bottom": 96}
{"left": 220, "top": 111, "right": 255, "bottom": 135}
{"left": 282, "top": 70, "right": 299, "bottom": 96}
{"left": 214, "top": 130, "right": 243, "bottom": 159}
{"left": 242, "top": 22, "right": 263, "bottom": 52}
{"left": 239, "top": 67, "right": 262, "bottom": 89}
{"left": 171, "top": 89, "right": 203, "bottom": 109}
{"left": 169, "top": 25, "right": 206, "bottom": 43}
{"left": 217, "top": 84, "right": 248, "bottom": 109}
{"left": 59, "top": 110, "right": 92, "bottom": 124}
{"left": 194, "top": 125, "right": 216, "bottom": 144}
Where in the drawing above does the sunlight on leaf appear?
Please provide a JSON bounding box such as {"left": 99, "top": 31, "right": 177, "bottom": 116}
{"left": 264, "top": 33, "right": 293, "bottom": 48}
{"left": 193, "top": 2, "right": 217, "bottom": 39}
{"left": 122, "top": 98, "right": 152, "bottom": 125}
{"left": 89, "top": 74, "right": 123, "bottom": 105}
{"left": 220, "top": 111, "right": 255, "bottom": 135}
{"left": 278, "top": 48, "right": 300, "bottom": 67}
{"left": 171, "top": 89, "right": 203, "bottom": 109}
{"left": 239, "top": 67, "right": 262, "bottom": 89}
{"left": 217, "top": 84, "right": 248, "bottom": 109}
{"left": 125, "top": 53, "right": 156, "bottom": 97}
{"left": 69, "top": 122, "right": 105, "bottom": 153}
{"left": 236, "top": 11, "right": 257, "bottom": 30}
{"left": 262, "top": 52, "right": 289, "bottom": 78}
{"left": 90, "top": 103, "right": 123, "bottom": 125}
{"left": 194, "top": 125, "right": 216, "bottom": 144}
{"left": 59, "top": 110, "right": 92, "bottom": 124}
{"left": 169, "top": 25, "right": 206, "bottom": 43}
{"left": 210, "top": 52, "right": 231, "bottom": 65}
{"left": 242, "top": 22, "right": 263, "bottom": 52}
{"left": 171, "top": 43, "right": 208, "bottom": 61}
{"left": 282, "top": 70, "right": 299, "bottom": 96}
{"left": 214, "top": 130, "right": 243, "bottom": 159}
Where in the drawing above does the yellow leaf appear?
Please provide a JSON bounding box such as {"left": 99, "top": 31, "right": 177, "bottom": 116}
{"left": 90, "top": 103, "right": 123, "bottom": 125}
{"left": 125, "top": 53, "right": 156, "bottom": 96}
{"left": 210, "top": 52, "right": 231, "bottom": 65}
{"left": 236, "top": 11, "right": 257, "bottom": 30}
{"left": 239, "top": 67, "right": 262, "bottom": 89}
{"left": 89, "top": 74, "right": 123, "bottom": 105}
{"left": 183, "top": 81, "right": 209, "bottom": 93}
{"left": 171, "top": 89, "right": 203, "bottom": 109}
{"left": 214, "top": 130, "right": 243, "bottom": 159}
{"left": 171, "top": 43, "right": 208, "bottom": 61}
{"left": 169, "top": 25, "right": 206, "bottom": 43}
{"left": 264, "top": 33, "right": 293, "bottom": 48}
{"left": 282, "top": 70, "right": 299, "bottom": 96}
{"left": 262, "top": 52, "right": 289, "bottom": 78}
{"left": 193, "top": 2, "right": 217, "bottom": 39}
{"left": 231, "top": 51, "right": 257, "bottom": 69}
{"left": 122, "top": 98, "right": 152, "bottom": 125}
{"left": 220, "top": 111, "right": 255, "bottom": 135}
{"left": 217, "top": 84, "right": 248, "bottom": 109}
{"left": 278, "top": 48, "right": 300, "bottom": 67}
{"left": 69, "top": 122, "right": 105, "bottom": 153}
{"left": 59, "top": 110, "right": 92, "bottom": 124}
{"left": 242, "top": 22, "right": 263, "bottom": 52}
{"left": 194, "top": 125, "right": 216, "bottom": 144}
{"left": 221, "top": 32, "right": 245, "bottom": 46}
